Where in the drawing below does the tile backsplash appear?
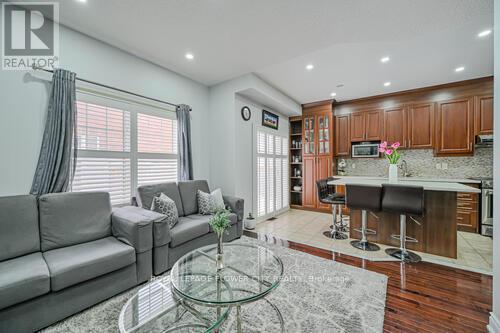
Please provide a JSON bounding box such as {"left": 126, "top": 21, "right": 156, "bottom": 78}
{"left": 338, "top": 148, "right": 493, "bottom": 179}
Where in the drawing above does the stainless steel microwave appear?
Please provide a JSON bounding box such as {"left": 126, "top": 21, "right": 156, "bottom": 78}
{"left": 351, "top": 142, "right": 380, "bottom": 158}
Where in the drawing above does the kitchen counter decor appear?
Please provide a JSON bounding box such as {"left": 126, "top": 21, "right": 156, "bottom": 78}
{"left": 379, "top": 141, "right": 401, "bottom": 182}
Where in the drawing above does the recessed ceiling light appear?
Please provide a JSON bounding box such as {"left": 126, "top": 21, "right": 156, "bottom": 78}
{"left": 76, "top": 0, "right": 87, "bottom": 2}
{"left": 380, "top": 56, "right": 390, "bottom": 63}
{"left": 185, "top": 53, "right": 194, "bottom": 60}
{"left": 478, "top": 29, "right": 492, "bottom": 37}
{"left": 306, "top": 64, "right": 314, "bottom": 71}
{"left": 383, "top": 81, "right": 391, "bottom": 87}
{"left": 455, "top": 66, "right": 465, "bottom": 72}
{"left": 330, "top": 92, "right": 337, "bottom": 97}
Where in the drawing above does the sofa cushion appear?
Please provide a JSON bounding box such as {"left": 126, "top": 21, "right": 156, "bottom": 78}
{"left": 178, "top": 180, "right": 210, "bottom": 216}
{"left": 0, "top": 195, "right": 40, "bottom": 262}
{"left": 169, "top": 217, "right": 209, "bottom": 247}
{"left": 186, "top": 213, "right": 238, "bottom": 232}
{"left": 0, "top": 252, "right": 50, "bottom": 310}
{"left": 43, "top": 237, "right": 135, "bottom": 291}
{"left": 137, "top": 182, "right": 185, "bottom": 216}
{"left": 39, "top": 192, "right": 112, "bottom": 251}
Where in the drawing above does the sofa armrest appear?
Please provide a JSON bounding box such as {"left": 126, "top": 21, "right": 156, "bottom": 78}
{"left": 223, "top": 195, "right": 244, "bottom": 221}
{"left": 112, "top": 206, "right": 165, "bottom": 253}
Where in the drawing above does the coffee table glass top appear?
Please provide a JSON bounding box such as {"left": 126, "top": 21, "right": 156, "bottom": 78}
{"left": 170, "top": 243, "right": 284, "bottom": 306}
{"left": 118, "top": 277, "right": 229, "bottom": 333}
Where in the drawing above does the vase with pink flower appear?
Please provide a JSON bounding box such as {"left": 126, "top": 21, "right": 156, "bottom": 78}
{"left": 378, "top": 141, "right": 401, "bottom": 182}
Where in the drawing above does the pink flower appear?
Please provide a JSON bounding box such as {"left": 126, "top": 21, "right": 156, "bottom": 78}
{"left": 378, "top": 147, "right": 386, "bottom": 153}
{"left": 385, "top": 148, "right": 393, "bottom": 155}
{"left": 379, "top": 141, "right": 388, "bottom": 149}
{"left": 391, "top": 142, "right": 401, "bottom": 149}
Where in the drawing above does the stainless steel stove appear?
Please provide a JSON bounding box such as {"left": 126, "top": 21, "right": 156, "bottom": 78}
{"left": 468, "top": 177, "right": 493, "bottom": 237}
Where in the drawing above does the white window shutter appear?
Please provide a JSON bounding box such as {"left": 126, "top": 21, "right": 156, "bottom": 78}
{"left": 256, "top": 130, "right": 289, "bottom": 217}
{"left": 73, "top": 100, "right": 178, "bottom": 205}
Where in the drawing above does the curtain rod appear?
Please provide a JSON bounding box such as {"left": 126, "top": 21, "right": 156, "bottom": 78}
{"left": 31, "top": 65, "right": 191, "bottom": 111}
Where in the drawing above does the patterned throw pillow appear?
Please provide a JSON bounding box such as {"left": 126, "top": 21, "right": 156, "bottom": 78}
{"left": 197, "top": 190, "right": 215, "bottom": 215}
{"left": 150, "top": 193, "right": 178, "bottom": 228}
{"left": 197, "top": 188, "right": 227, "bottom": 215}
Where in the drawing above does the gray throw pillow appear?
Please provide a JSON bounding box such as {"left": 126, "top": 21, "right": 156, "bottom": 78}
{"left": 151, "top": 193, "right": 178, "bottom": 228}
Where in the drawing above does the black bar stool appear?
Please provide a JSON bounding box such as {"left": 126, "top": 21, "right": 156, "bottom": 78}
{"left": 316, "top": 179, "right": 347, "bottom": 240}
{"left": 382, "top": 184, "right": 424, "bottom": 263}
{"left": 327, "top": 177, "right": 349, "bottom": 233}
{"left": 345, "top": 184, "right": 382, "bottom": 251}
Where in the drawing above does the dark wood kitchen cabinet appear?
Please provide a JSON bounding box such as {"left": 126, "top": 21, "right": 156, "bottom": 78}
{"left": 316, "top": 156, "right": 333, "bottom": 210}
{"left": 299, "top": 101, "right": 333, "bottom": 212}
{"left": 302, "top": 156, "right": 316, "bottom": 209}
{"left": 350, "top": 110, "right": 383, "bottom": 142}
{"left": 384, "top": 106, "right": 408, "bottom": 147}
{"left": 435, "top": 98, "right": 474, "bottom": 156}
{"left": 408, "top": 102, "right": 435, "bottom": 149}
{"left": 474, "top": 94, "right": 493, "bottom": 136}
{"left": 335, "top": 115, "right": 350, "bottom": 156}
{"left": 365, "top": 110, "right": 384, "bottom": 141}
{"left": 457, "top": 187, "right": 479, "bottom": 233}
{"left": 350, "top": 112, "right": 365, "bottom": 142}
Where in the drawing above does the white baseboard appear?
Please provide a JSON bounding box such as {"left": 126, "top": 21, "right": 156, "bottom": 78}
{"left": 488, "top": 312, "right": 500, "bottom": 333}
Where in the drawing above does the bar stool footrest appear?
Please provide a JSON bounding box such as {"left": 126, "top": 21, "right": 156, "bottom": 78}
{"left": 353, "top": 228, "right": 376, "bottom": 235}
{"left": 389, "top": 235, "right": 419, "bottom": 243}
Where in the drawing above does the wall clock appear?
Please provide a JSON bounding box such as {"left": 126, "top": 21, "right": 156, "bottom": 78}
{"left": 241, "top": 106, "right": 251, "bottom": 121}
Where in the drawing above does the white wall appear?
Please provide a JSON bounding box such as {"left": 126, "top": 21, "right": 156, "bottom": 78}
{"left": 489, "top": 1, "right": 500, "bottom": 332}
{"left": 208, "top": 73, "right": 300, "bottom": 204}
{"left": 0, "top": 26, "right": 210, "bottom": 196}
{"left": 234, "top": 95, "right": 289, "bottom": 217}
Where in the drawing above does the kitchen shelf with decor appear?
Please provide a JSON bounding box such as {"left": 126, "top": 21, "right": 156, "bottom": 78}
{"left": 289, "top": 116, "right": 303, "bottom": 208}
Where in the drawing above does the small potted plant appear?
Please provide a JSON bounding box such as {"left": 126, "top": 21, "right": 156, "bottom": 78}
{"left": 244, "top": 212, "right": 256, "bottom": 230}
{"left": 208, "top": 209, "right": 232, "bottom": 270}
{"left": 379, "top": 141, "right": 401, "bottom": 182}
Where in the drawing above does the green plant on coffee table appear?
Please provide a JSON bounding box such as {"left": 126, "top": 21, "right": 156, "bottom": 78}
{"left": 208, "top": 208, "right": 232, "bottom": 236}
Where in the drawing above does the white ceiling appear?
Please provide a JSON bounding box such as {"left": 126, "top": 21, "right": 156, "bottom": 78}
{"left": 37, "top": 0, "right": 493, "bottom": 103}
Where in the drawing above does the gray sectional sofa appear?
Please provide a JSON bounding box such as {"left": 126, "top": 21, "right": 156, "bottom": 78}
{"left": 135, "top": 180, "right": 244, "bottom": 274}
{"left": 0, "top": 180, "right": 244, "bottom": 332}
{"left": 0, "top": 192, "right": 153, "bottom": 333}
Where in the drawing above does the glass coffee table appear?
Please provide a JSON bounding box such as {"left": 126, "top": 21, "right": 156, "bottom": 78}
{"left": 118, "top": 276, "right": 230, "bottom": 333}
{"left": 170, "top": 243, "right": 284, "bottom": 333}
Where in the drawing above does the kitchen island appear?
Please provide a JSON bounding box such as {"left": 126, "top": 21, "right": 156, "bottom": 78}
{"left": 328, "top": 177, "right": 481, "bottom": 258}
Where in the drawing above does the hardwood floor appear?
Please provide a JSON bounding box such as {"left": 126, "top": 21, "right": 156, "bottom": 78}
{"left": 244, "top": 230, "right": 492, "bottom": 333}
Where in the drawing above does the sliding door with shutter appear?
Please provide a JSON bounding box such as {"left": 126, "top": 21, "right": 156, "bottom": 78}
{"left": 255, "top": 128, "right": 289, "bottom": 220}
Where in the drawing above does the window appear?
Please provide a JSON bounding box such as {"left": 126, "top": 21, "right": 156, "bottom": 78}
{"left": 137, "top": 113, "right": 178, "bottom": 186}
{"left": 72, "top": 96, "right": 178, "bottom": 205}
{"left": 256, "top": 129, "right": 288, "bottom": 218}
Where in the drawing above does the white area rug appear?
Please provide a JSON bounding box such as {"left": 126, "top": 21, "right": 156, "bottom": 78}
{"left": 41, "top": 236, "right": 387, "bottom": 333}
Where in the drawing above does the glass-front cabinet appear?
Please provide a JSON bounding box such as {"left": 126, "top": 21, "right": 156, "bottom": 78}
{"left": 303, "top": 116, "right": 315, "bottom": 155}
{"left": 317, "top": 114, "right": 331, "bottom": 155}
{"left": 303, "top": 114, "right": 331, "bottom": 156}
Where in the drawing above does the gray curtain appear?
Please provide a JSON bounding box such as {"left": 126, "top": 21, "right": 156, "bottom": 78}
{"left": 30, "top": 69, "right": 77, "bottom": 196}
{"left": 176, "top": 104, "right": 193, "bottom": 180}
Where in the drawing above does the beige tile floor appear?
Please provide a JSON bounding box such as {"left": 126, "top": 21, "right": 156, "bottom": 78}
{"left": 250, "top": 209, "right": 493, "bottom": 275}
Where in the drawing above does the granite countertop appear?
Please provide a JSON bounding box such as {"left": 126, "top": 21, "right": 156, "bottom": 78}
{"left": 332, "top": 175, "right": 481, "bottom": 184}
{"left": 328, "top": 177, "right": 481, "bottom": 193}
